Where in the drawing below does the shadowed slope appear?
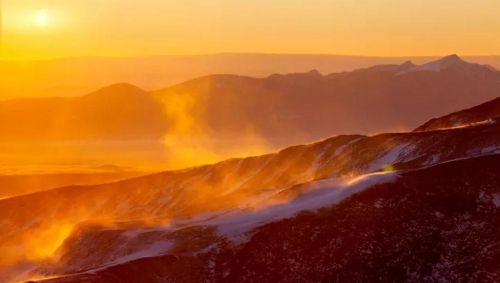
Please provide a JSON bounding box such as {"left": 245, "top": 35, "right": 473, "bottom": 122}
{"left": 31, "top": 153, "right": 500, "bottom": 283}
{"left": 3, "top": 114, "right": 500, "bottom": 282}
{"left": 415, "top": 96, "right": 500, "bottom": 131}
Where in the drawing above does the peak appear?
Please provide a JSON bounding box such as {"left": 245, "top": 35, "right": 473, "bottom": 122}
{"left": 396, "top": 54, "right": 492, "bottom": 75}
{"left": 399, "top": 60, "right": 416, "bottom": 70}
{"left": 94, "top": 83, "right": 145, "bottom": 93}
{"left": 306, "top": 69, "right": 322, "bottom": 77}
{"left": 401, "top": 60, "right": 415, "bottom": 66}
{"left": 101, "top": 83, "right": 144, "bottom": 91}
{"left": 425, "top": 54, "right": 466, "bottom": 68}
{"left": 439, "top": 54, "right": 464, "bottom": 63}
{"left": 362, "top": 61, "right": 416, "bottom": 73}
{"left": 267, "top": 69, "right": 323, "bottom": 80}
{"left": 85, "top": 83, "right": 147, "bottom": 99}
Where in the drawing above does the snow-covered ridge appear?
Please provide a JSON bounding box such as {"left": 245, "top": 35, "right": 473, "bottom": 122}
{"left": 4, "top": 112, "right": 500, "bottom": 282}
{"left": 35, "top": 171, "right": 398, "bottom": 280}
{"left": 419, "top": 118, "right": 497, "bottom": 132}
{"left": 396, "top": 54, "right": 496, "bottom": 75}
{"left": 211, "top": 171, "right": 398, "bottom": 237}
{"left": 414, "top": 97, "right": 500, "bottom": 132}
{"left": 33, "top": 151, "right": 500, "bottom": 282}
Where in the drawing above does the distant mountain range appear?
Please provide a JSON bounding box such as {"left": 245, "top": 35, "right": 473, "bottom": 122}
{"left": 1, "top": 55, "right": 500, "bottom": 171}
{"left": 151, "top": 54, "right": 500, "bottom": 147}
{"left": 0, "top": 84, "right": 165, "bottom": 141}
{"left": 3, "top": 84, "right": 500, "bottom": 282}
{"left": 2, "top": 54, "right": 500, "bottom": 100}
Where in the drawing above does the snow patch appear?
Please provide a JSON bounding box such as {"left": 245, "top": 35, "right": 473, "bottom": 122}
{"left": 424, "top": 153, "right": 441, "bottom": 166}
{"left": 467, "top": 145, "right": 500, "bottom": 157}
{"left": 308, "top": 137, "right": 363, "bottom": 176}
{"left": 492, "top": 193, "right": 500, "bottom": 208}
{"left": 367, "top": 144, "right": 415, "bottom": 171}
{"left": 397, "top": 55, "right": 465, "bottom": 75}
{"left": 210, "top": 171, "right": 399, "bottom": 236}
{"left": 86, "top": 239, "right": 173, "bottom": 274}
{"left": 435, "top": 118, "right": 496, "bottom": 131}
{"left": 479, "top": 145, "right": 500, "bottom": 155}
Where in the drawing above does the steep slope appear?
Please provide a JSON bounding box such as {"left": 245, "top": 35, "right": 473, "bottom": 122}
{"left": 2, "top": 115, "right": 500, "bottom": 282}
{"left": 34, "top": 153, "right": 500, "bottom": 283}
{"left": 3, "top": 57, "right": 500, "bottom": 281}
{"left": 152, "top": 55, "right": 500, "bottom": 147}
{"left": 415, "top": 96, "right": 500, "bottom": 131}
{"left": 1, "top": 55, "right": 499, "bottom": 149}
{"left": 4, "top": 55, "right": 500, "bottom": 177}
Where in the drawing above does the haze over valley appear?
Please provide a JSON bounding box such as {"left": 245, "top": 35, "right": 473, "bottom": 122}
{"left": 2, "top": 55, "right": 499, "bottom": 177}
{"left": 2, "top": 1, "right": 500, "bottom": 282}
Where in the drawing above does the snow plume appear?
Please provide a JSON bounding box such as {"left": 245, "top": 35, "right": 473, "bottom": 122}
{"left": 208, "top": 171, "right": 399, "bottom": 237}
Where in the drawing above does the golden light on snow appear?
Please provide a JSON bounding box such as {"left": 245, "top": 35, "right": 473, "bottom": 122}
{"left": 382, "top": 164, "right": 395, "bottom": 173}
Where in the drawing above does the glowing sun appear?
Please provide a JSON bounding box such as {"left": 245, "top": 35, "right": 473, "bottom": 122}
{"left": 35, "top": 10, "right": 49, "bottom": 27}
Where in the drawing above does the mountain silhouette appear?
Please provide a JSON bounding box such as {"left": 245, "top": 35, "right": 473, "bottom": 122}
{"left": 0, "top": 83, "right": 166, "bottom": 141}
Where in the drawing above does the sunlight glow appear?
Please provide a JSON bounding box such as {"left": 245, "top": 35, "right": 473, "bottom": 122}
{"left": 2, "top": 0, "right": 500, "bottom": 60}
{"left": 35, "top": 10, "right": 48, "bottom": 27}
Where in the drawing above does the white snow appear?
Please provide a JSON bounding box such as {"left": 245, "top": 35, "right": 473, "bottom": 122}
{"left": 139, "top": 172, "right": 397, "bottom": 239}
{"left": 466, "top": 144, "right": 500, "bottom": 157}
{"left": 424, "top": 153, "right": 441, "bottom": 166}
{"left": 479, "top": 145, "right": 500, "bottom": 155}
{"left": 209, "top": 171, "right": 399, "bottom": 236}
{"left": 396, "top": 55, "right": 465, "bottom": 75}
{"left": 68, "top": 239, "right": 174, "bottom": 277}
{"left": 434, "top": 118, "right": 496, "bottom": 131}
{"left": 367, "top": 144, "right": 415, "bottom": 171}
{"left": 308, "top": 137, "right": 363, "bottom": 177}
{"left": 106, "top": 240, "right": 172, "bottom": 267}
{"left": 492, "top": 193, "right": 500, "bottom": 208}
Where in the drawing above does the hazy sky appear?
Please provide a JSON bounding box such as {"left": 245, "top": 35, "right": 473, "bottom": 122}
{"left": 1, "top": 0, "right": 499, "bottom": 59}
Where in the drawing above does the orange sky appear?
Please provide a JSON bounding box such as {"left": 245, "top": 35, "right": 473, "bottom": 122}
{"left": 0, "top": 0, "right": 499, "bottom": 60}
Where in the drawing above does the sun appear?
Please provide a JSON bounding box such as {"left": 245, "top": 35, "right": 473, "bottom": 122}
{"left": 35, "top": 10, "right": 49, "bottom": 27}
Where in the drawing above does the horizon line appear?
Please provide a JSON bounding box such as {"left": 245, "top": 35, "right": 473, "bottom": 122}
{"left": 2, "top": 52, "right": 500, "bottom": 63}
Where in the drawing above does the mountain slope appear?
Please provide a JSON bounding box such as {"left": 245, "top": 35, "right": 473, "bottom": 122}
{"left": 34, "top": 153, "right": 500, "bottom": 283}
{"left": 1, "top": 55, "right": 499, "bottom": 147}
{"left": 397, "top": 54, "right": 496, "bottom": 74}
{"left": 3, "top": 58, "right": 500, "bottom": 281}
{"left": 2, "top": 54, "right": 500, "bottom": 100}
{"left": 0, "top": 171, "right": 142, "bottom": 200}
{"left": 5, "top": 55, "right": 500, "bottom": 175}
{"left": 415, "top": 96, "right": 500, "bottom": 131}
{"left": 152, "top": 55, "right": 500, "bottom": 147}
{"left": 1, "top": 102, "right": 500, "bottom": 282}
{"left": 0, "top": 83, "right": 168, "bottom": 176}
{"left": 0, "top": 56, "right": 500, "bottom": 178}
{"left": 0, "top": 83, "right": 166, "bottom": 141}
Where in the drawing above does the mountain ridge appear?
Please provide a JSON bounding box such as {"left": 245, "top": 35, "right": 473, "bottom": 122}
{"left": 2, "top": 55, "right": 500, "bottom": 174}
{"left": 2, "top": 93, "right": 500, "bottom": 282}
{"left": 29, "top": 153, "right": 500, "bottom": 283}
{"left": 415, "top": 96, "right": 500, "bottom": 131}
{"left": 4, "top": 53, "right": 500, "bottom": 102}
